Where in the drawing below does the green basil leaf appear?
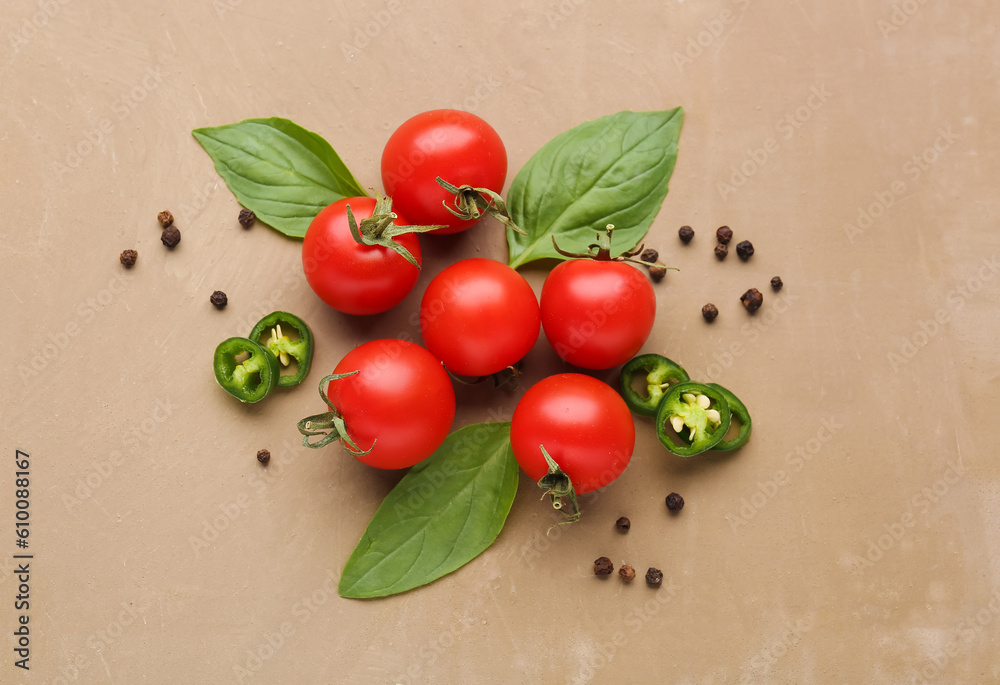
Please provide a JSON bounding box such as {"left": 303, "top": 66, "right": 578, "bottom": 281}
{"left": 338, "top": 422, "right": 517, "bottom": 599}
{"left": 506, "top": 108, "right": 684, "bottom": 268}
{"left": 192, "top": 117, "right": 367, "bottom": 239}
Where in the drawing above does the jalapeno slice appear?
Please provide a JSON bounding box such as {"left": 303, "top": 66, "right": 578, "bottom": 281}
{"left": 655, "top": 381, "right": 731, "bottom": 456}
{"left": 619, "top": 354, "right": 691, "bottom": 417}
{"left": 213, "top": 337, "right": 281, "bottom": 403}
{"left": 248, "top": 311, "right": 314, "bottom": 388}
{"left": 707, "top": 383, "right": 752, "bottom": 451}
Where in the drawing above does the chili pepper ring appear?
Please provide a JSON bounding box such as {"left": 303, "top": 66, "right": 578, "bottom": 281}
{"left": 655, "top": 381, "right": 732, "bottom": 456}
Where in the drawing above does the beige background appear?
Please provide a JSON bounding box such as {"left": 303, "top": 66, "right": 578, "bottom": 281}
{"left": 3, "top": 0, "right": 999, "bottom": 683}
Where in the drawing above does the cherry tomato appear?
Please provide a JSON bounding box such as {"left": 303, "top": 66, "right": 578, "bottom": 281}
{"left": 325, "top": 339, "right": 455, "bottom": 469}
{"left": 540, "top": 259, "right": 656, "bottom": 370}
{"left": 381, "top": 109, "right": 507, "bottom": 234}
{"left": 510, "top": 373, "right": 635, "bottom": 494}
{"left": 302, "top": 197, "right": 421, "bottom": 315}
{"left": 420, "top": 258, "right": 540, "bottom": 377}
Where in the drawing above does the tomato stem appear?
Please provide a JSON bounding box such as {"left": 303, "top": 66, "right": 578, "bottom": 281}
{"left": 536, "top": 446, "right": 581, "bottom": 524}
{"left": 436, "top": 176, "right": 526, "bottom": 235}
{"left": 551, "top": 224, "right": 679, "bottom": 272}
{"left": 297, "top": 372, "right": 374, "bottom": 456}
{"left": 346, "top": 192, "right": 446, "bottom": 269}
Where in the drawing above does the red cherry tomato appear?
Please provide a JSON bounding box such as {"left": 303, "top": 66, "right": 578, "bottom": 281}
{"left": 420, "top": 258, "right": 540, "bottom": 377}
{"left": 540, "top": 259, "right": 656, "bottom": 370}
{"left": 510, "top": 373, "right": 635, "bottom": 494}
{"left": 302, "top": 197, "right": 421, "bottom": 315}
{"left": 326, "top": 339, "right": 455, "bottom": 469}
{"left": 381, "top": 109, "right": 507, "bottom": 234}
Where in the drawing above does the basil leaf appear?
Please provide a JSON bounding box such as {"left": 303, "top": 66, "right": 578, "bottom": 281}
{"left": 506, "top": 108, "right": 684, "bottom": 268}
{"left": 338, "top": 422, "right": 517, "bottom": 599}
{"left": 192, "top": 117, "right": 367, "bottom": 239}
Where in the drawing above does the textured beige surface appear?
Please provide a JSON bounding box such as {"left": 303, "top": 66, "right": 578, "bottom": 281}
{"left": 3, "top": 1, "right": 999, "bottom": 683}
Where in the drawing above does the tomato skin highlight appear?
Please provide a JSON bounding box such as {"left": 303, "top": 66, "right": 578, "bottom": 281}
{"left": 302, "top": 197, "right": 421, "bottom": 316}
{"left": 540, "top": 259, "right": 656, "bottom": 370}
{"left": 326, "top": 339, "right": 456, "bottom": 470}
{"left": 420, "top": 258, "right": 540, "bottom": 377}
{"left": 381, "top": 109, "right": 507, "bottom": 234}
{"left": 510, "top": 373, "right": 635, "bottom": 494}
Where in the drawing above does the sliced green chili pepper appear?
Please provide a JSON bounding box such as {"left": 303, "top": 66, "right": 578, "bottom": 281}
{"left": 619, "top": 354, "right": 690, "bottom": 416}
{"left": 707, "top": 383, "right": 752, "bottom": 451}
{"left": 213, "top": 337, "right": 280, "bottom": 403}
{"left": 655, "top": 382, "right": 732, "bottom": 456}
{"left": 248, "top": 311, "right": 314, "bottom": 388}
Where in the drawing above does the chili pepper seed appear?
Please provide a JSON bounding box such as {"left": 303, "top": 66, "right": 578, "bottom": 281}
{"left": 701, "top": 303, "right": 719, "bottom": 322}
{"left": 594, "top": 557, "right": 614, "bottom": 576}
{"left": 771, "top": 276, "right": 784, "bottom": 291}
{"left": 619, "top": 564, "right": 636, "bottom": 582}
{"left": 715, "top": 243, "right": 728, "bottom": 260}
{"left": 740, "top": 288, "right": 764, "bottom": 313}
{"left": 678, "top": 225, "right": 694, "bottom": 243}
{"left": 645, "top": 567, "right": 664, "bottom": 588}
{"left": 157, "top": 210, "right": 174, "bottom": 227}
{"left": 210, "top": 291, "right": 228, "bottom": 309}
{"left": 238, "top": 208, "right": 256, "bottom": 229}
{"left": 119, "top": 249, "right": 138, "bottom": 268}
{"left": 161, "top": 225, "right": 181, "bottom": 248}
{"left": 716, "top": 225, "right": 733, "bottom": 244}
{"left": 257, "top": 449, "right": 271, "bottom": 465}
{"left": 615, "top": 516, "right": 631, "bottom": 533}
{"left": 666, "top": 492, "right": 685, "bottom": 511}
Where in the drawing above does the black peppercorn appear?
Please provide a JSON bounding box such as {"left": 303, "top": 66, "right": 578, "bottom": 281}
{"left": 640, "top": 248, "right": 658, "bottom": 263}
{"left": 619, "top": 564, "right": 636, "bottom": 582}
{"left": 645, "top": 567, "right": 664, "bottom": 588}
{"left": 238, "top": 208, "right": 256, "bottom": 228}
{"left": 678, "top": 225, "right": 694, "bottom": 243}
{"left": 594, "top": 557, "right": 614, "bottom": 576}
{"left": 666, "top": 492, "right": 684, "bottom": 511}
{"left": 740, "top": 288, "right": 763, "bottom": 313}
{"left": 256, "top": 449, "right": 270, "bottom": 465}
{"left": 714, "top": 243, "right": 728, "bottom": 260}
{"left": 648, "top": 262, "right": 667, "bottom": 282}
{"left": 119, "top": 249, "right": 138, "bottom": 268}
{"left": 157, "top": 210, "right": 174, "bottom": 227}
{"left": 771, "top": 276, "right": 783, "bottom": 291}
{"left": 716, "top": 225, "right": 733, "bottom": 244}
{"left": 210, "top": 291, "right": 228, "bottom": 309}
{"left": 736, "top": 240, "right": 754, "bottom": 260}
{"left": 701, "top": 303, "right": 718, "bottom": 322}
{"left": 161, "top": 225, "right": 181, "bottom": 248}
{"left": 615, "top": 516, "right": 631, "bottom": 533}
